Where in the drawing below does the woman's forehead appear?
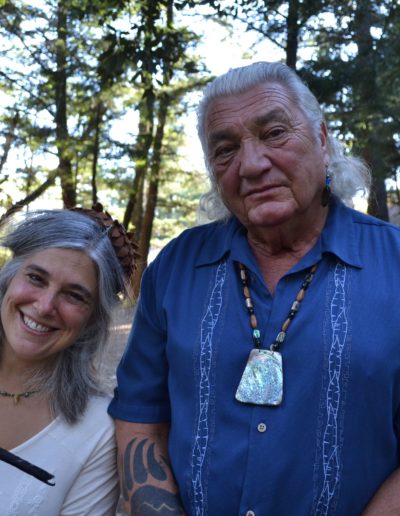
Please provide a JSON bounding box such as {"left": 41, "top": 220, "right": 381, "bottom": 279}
{"left": 22, "top": 248, "right": 97, "bottom": 290}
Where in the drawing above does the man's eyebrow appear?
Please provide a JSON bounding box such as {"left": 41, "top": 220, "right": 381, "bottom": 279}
{"left": 207, "top": 108, "right": 292, "bottom": 150}
{"left": 24, "top": 263, "right": 94, "bottom": 299}
{"left": 207, "top": 128, "right": 237, "bottom": 149}
{"left": 253, "top": 108, "right": 291, "bottom": 128}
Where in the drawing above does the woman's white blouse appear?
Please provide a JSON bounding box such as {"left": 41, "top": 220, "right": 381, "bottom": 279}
{"left": 0, "top": 395, "right": 119, "bottom": 515}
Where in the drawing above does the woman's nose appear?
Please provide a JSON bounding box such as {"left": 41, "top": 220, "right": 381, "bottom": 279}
{"left": 34, "top": 290, "right": 57, "bottom": 315}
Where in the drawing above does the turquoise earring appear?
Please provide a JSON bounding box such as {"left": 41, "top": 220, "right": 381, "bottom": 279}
{"left": 321, "top": 167, "right": 331, "bottom": 207}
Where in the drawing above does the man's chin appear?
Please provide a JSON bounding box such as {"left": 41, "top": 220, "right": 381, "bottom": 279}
{"left": 245, "top": 203, "right": 294, "bottom": 228}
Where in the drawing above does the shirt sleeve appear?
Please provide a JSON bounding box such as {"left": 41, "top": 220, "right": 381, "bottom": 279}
{"left": 60, "top": 411, "right": 119, "bottom": 515}
{"left": 108, "top": 260, "right": 171, "bottom": 423}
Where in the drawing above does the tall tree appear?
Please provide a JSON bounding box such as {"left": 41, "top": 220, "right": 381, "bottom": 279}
{"left": 0, "top": 0, "right": 128, "bottom": 210}
{"left": 205, "top": 0, "right": 327, "bottom": 68}
{"left": 99, "top": 0, "right": 206, "bottom": 286}
{"left": 352, "top": 0, "right": 387, "bottom": 219}
{"left": 55, "top": 0, "right": 75, "bottom": 207}
{"left": 302, "top": 0, "right": 400, "bottom": 220}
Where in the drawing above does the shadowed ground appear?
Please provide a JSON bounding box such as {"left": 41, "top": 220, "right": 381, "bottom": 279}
{"left": 99, "top": 305, "right": 135, "bottom": 396}
{"left": 99, "top": 305, "right": 135, "bottom": 515}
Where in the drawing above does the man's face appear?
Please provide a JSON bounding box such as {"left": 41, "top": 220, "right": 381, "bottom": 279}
{"left": 205, "top": 82, "right": 329, "bottom": 231}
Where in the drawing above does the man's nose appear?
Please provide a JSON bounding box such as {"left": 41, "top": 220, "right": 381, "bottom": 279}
{"left": 239, "top": 139, "right": 272, "bottom": 178}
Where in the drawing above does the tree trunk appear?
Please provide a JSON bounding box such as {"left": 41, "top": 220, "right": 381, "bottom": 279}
{"left": 363, "top": 132, "right": 389, "bottom": 220}
{"left": 367, "top": 174, "right": 389, "bottom": 220}
{"left": 132, "top": 0, "right": 174, "bottom": 294}
{"left": 0, "top": 170, "right": 57, "bottom": 226}
{"left": 353, "top": 0, "right": 388, "bottom": 220}
{"left": 122, "top": 88, "right": 155, "bottom": 234}
{"left": 286, "top": 0, "right": 299, "bottom": 69}
{"left": 55, "top": 0, "right": 75, "bottom": 208}
{"left": 133, "top": 92, "right": 170, "bottom": 294}
{"left": 0, "top": 111, "right": 19, "bottom": 175}
{"left": 91, "top": 101, "right": 103, "bottom": 205}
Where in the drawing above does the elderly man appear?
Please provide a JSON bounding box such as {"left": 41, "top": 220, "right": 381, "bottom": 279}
{"left": 109, "top": 62, "right": 400, "bottom": 515}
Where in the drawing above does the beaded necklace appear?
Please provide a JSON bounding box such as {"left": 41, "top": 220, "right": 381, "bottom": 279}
{"left": 0, "top": 389, "right": 39, "bottom": 405}
{"left": 235, "top": 262, "right": 318, "bottom": 406}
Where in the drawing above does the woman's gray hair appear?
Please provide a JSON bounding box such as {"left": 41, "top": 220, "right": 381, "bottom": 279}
{"left": 0, "top": 209, "right": 128, "bottom": 424}
{"left": 197, "top": 61, "right": 371, "bottom": 222}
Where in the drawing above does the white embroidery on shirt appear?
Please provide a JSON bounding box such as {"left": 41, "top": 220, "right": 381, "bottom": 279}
{"left": 315, "top": 262, "right": 348, "bottom": 515}
{"left": 29, "top": 486, "right": 47, "bottom": 514}
{"left": 191, "top": 261, "right": 226, "bottom": 516}
{"left": 7, "top": 476, "right": 32, "bottom": 516}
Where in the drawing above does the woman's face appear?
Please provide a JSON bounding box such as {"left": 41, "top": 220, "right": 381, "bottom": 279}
{"left": 1, "top": 248, "right": 97, "bottom": 367}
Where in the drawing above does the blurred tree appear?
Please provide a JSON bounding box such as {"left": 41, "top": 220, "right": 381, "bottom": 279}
{"left": 98, "top": 0, "right": 208, "bottom": 289}
{"left": 1, "top": 0, "right": 399, "bottom": 273}
{"left": 195, "top": 0, "right": 328, "bottom": 69}
{"left": 0, "top": 0, "right": 210, "bottom": 278}
{"left": 0, "top": 0, "right": 129, "bottom": 210}
{"left": 0, "top": 111, "right": 19, "bottom": 176}
{"left": 301, "top": 0, "right": 400, "bottom": 220}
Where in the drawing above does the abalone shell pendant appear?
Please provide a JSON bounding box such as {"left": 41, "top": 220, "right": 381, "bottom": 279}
{"left": 235, "top": 348, "right": 283, "bottom": 406}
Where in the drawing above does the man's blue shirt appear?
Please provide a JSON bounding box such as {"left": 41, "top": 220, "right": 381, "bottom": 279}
{"left": 109, "top": 199, "right": 400, "bottom": 515}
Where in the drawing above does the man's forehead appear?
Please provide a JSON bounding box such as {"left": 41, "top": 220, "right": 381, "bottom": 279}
{"left": 205, "top": 83, "right": 296, "bottom": 137}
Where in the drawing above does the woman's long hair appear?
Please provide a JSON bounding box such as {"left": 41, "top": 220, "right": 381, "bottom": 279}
{"left": 0, "top": 210, "right": 128, "bottom": 424}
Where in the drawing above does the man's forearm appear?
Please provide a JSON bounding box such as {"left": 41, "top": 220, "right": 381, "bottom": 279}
{"left": 362, "top": 467, "right": 400, "bottom": 515}
{"left": 116, "top": 420, "right": 185, "bottom": 515}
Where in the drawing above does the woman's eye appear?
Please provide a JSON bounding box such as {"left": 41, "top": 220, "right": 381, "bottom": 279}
{"left": 26, "top": 273, "right": 43, "bottom": 285}
{"left": 66, "top": 291, "right": 87, "bottom": 304}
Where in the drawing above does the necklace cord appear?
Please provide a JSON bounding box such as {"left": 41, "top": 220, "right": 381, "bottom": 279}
{"left": 238, "top": 262, "right": 319, "bottom": 352}
{"left": 0, "top": 389, "right": 39, "bottom": 405}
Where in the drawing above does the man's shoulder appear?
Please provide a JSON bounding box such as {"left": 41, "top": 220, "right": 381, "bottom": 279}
{"left": 158, "top": 219, "right": 234, "bottom": 259}
{"left": 175, "top": 219, "right": 233, "bottom": 241}
{"left": 351, "top": 206, "right": 400, "bottom": 235}
{"left": 345, "top": 206, "right": 400, "bottom": 260}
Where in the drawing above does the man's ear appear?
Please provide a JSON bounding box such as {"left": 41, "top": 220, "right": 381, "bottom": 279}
{"left": 320, "top": 121, "right": 328, "bottom": 148}
{"left": 320, "top": 121, "right": 330, "bottom": 166}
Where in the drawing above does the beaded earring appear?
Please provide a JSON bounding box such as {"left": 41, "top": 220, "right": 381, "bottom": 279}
{"left": 321, "top": 167, "right": 331, "bottom": 207}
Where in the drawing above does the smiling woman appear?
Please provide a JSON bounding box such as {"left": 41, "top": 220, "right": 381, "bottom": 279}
{"left": 0, "top": 205, "right": 138, "bottom": 515}
{"left": 1, "top": 248, "right": 97, "bottom": 365}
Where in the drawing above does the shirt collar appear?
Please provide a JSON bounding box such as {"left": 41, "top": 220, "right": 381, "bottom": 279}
{"left": 194, "top": 198, "right": 363, "bottom": 269}
{"left": 319, "top": 197, "right": 362, "bottom": 268}
{"left": 194, "top": 217, "right": 243, "bottom": 267}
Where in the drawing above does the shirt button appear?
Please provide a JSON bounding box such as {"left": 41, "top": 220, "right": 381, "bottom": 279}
{"left": 246, "top": 511, "right": 255, "bottom": 516}
{"left": 257, "top": 422, "right": 267, "bottom": 433}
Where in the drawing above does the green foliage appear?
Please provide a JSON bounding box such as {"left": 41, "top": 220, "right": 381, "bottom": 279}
{"left": 298, "top": 0, "right": 400, "bottom": 218}
{"left": 1, "top": 0, "right": 400, "bottom": 259}
{"left": 152, "top": 166, "right": 207, "bottom": 249}
{"left": 0, "top": 247, "right": 11, "bottom": 269}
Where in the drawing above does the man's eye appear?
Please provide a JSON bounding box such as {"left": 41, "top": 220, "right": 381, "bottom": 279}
{"left": 213, "top": 145, "right": 235, "bottom": 159}
{"left": 262, "top": 126, "right": 287, "bottom": 140}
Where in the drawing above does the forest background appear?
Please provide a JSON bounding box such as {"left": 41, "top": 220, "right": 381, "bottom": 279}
{"left": 0, "top": 0, "right": 399, "bottom": 293}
